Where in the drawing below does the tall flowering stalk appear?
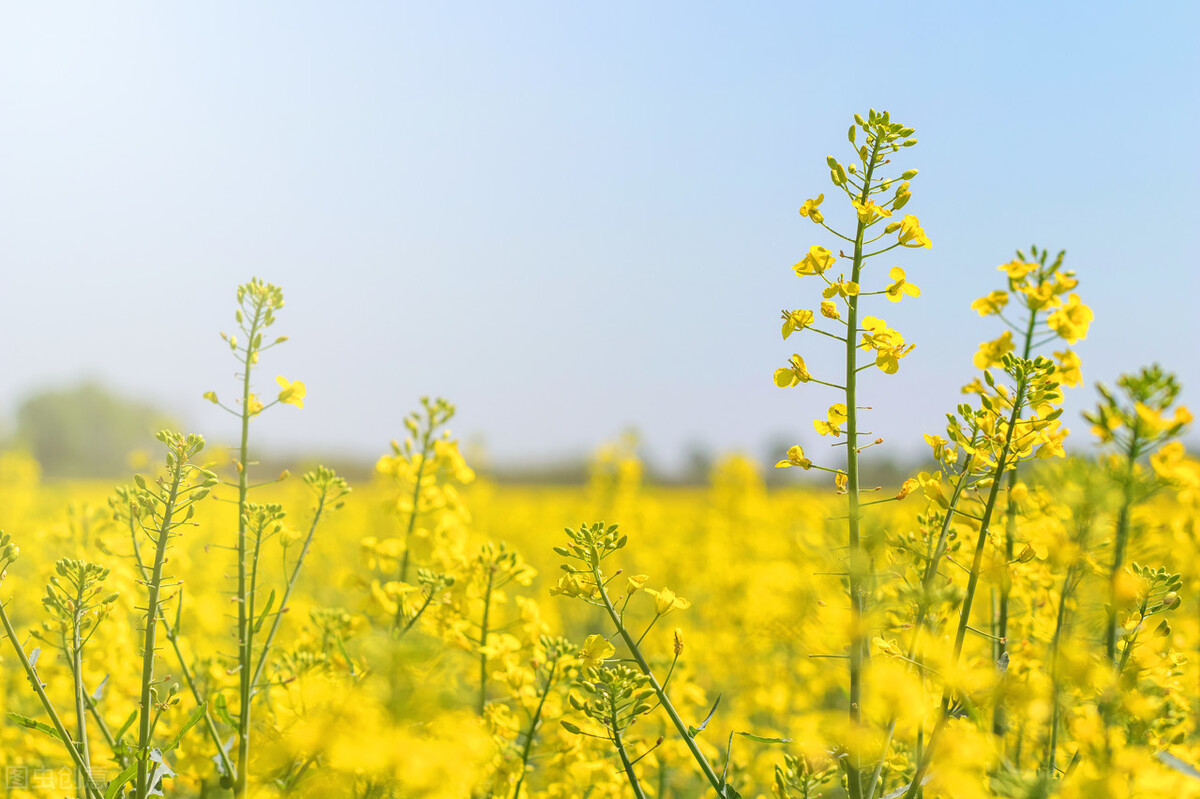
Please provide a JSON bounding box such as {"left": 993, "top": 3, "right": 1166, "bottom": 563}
{"left": 775, "top": 109, "right": 930, "bottom": 799}
{"left": 204, "top": 278, "right": 309, "bottom": 796}
{"left": 967, "top": 245, "right": 1091, "bottom": 744}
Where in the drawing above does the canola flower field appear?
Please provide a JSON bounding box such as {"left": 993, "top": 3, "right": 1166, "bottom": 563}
{"left": 0, "top": 110, "right": 1198, "bottom": 799}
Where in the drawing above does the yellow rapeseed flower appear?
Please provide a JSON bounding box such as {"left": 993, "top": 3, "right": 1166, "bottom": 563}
{"left": 782, "top": 309, "right": 815, "bottom": 339}
{"left": 1054, "top": 350, "right": 1083, "bottom": 387}
{"left": 276, "top": 376, "right": 306, "bottom": 408}
{"left": 973, "top": 331, "right": 1015, "bottom": 369}
{"left": 793, "top": 245, "right": 836, "bottom": 276}
{"left": 814, "top": 403, "right": 848, "bottom": 437}
{"left": 799, "top": 194, "right": 825, "bottom": 223}
{"left": 775, "top": 445, "right": 812, "bottom": 470}
{"left": 1046, "top": 293, "right": 1093, "bottom": 343}
{"left": 997, "top": 259, "right": 1038, "bottom": 280}
{"left": 578, "top": 634, "right": 615, "bottom": 667}
{"left": 851, "top": 198, "right": 892, "bottom": 224}
{"left": 645, "top": 587, "right": 691, "bottom": 615}
{"left": 970, "top": 290, "right": 1008, "bottom": 316}
{"left": 774, "top": 354, "right": 812, "bottom": 388}
{"left": 884, "top": 266, "right": 920, "bottom": 303}
{"left": 897, "top": 214, "right": 932, "bottom": 248}
{"left": 822, "top": 278, "right": 860, "bottom": 300}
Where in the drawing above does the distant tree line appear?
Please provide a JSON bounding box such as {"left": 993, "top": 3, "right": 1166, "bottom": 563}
{"left": 10, "top": 381, "right": 176, "bottom": 479}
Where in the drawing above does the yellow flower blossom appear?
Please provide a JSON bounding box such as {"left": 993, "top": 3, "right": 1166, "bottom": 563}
{"left": 782, "top": 309, "right": 815, "bottom": 339}
{"left": 774, "top": 354, "right": 812, "bottom": 387}
{"left": 897, "top": 214, "right": 932, "bottom": 248}
{"left": 884, "top": 266, "right": 920, "bottom": 302}
{"left": 961, "top": 377, "right": 986, "bottom": 395}
{"left": 578, "top": 634, "right": 615, "bottom": 667}
{"left": 851, "top": 198, "right": 892, "bottom": 224}
{"left": 645, "top": 587, "right": 691, "bottom": 615}
{"left": 970, "top": 290, "right": 1008, "bottom": 316}
{"left": 973, "top": 330, "right": 1014, "bottom": 369}
{"left": 775, "top": 445, "right": 812, "bottom": 470}
{"left": 997, "top": 259, "right": 1038, "bottom": 280}
{"left": 1054, "top": 349, "right": 1083, "bottom": 387}
{"left": 822, "top": 278, "right": 860, "bottom": 300}
{"left": 858, "top": 316, "right": 915, "bottom": 374}
{"left": 921, "top": 436, "right": 950, "bottom": 460}
{"left": 820, "top": 300, "right": 841, "bottom": 320}
{"left": 1046, "top": 293, "right": 1093, "bottom": 343}
{"left": 276, "top": 376, "right": 306, "bottom": 408}
{"left": 814, "top": 403, "right": 848, "bottom": 437}
{"left": 1020, "top": 281, "right": 1059, "bottom": 311}
{"left": 247, "top": 394, "right": 264, "bottom": 416}
{"left": 793, "top": 245, "right": 836, "bottom": 276}
{"left": 799, "top": 194, "right": 825, "bottom": 223}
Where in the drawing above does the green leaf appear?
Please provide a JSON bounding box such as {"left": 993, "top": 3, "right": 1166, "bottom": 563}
{"left": 162, "top": 702, "right": 207, "bottom": 753}
{"left": 213, "top": 693, "right": 237, "bottom": 727}
{"left": 7, "top": 713, "right": 62, "bottom": 741}
{"left": 688, "top": 692, "right": 721, "bottom": 737}
{"left": 103, "top": 762, "right": 138, "bottom": 799}
{"left": 252, "top": 589, "right": 276, "bottom": 634}
{"left": 735, "top": 731, "right": 792, "bottom": 744}
{"left": 114, "top": 709, "right": 138, "bottom": 742}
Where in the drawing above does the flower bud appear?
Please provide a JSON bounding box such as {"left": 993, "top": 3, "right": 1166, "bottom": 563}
{"left": 901, "top": 169, "right": 918, "bottom": 179}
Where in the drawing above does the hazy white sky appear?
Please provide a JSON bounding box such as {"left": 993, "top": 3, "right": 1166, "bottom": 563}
{"left": 1, "top": 2, "right": 1196, "bottom": 469}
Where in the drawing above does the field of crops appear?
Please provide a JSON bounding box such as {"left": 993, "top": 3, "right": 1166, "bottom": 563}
{"left": 1, "top": 110, "right": 1198, "bottom": 799}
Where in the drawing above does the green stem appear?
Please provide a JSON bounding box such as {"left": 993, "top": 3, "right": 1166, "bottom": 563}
{"left": 477, "top": 566, "right": 495, "bottom": 716}
{"left": 234, "top": 306, "right": 264, "bottom": 798}
{"left": 865, "top": 462, "right": 975, "bottom": 799}
{"left": 71, "top": 584, "right": 92, "bottom": 796}
{"left": 592, "top": 562, "right": 729, "bottom": 796}
{"left": 511, "top": 658, "right": 559, "bottom": 799}
{"left": 994, "top": 309, "right": 1038, "bottom": 746}
{"left": 251, "top": 491, "right": 331, "bottom": 689}
{"left": 136, "top": 452, "right": 186, "bottom": 799}
{"left": 1043, "top": 566, "right": 1078, "bottom": 775}
{"left": 396, "top": 425, "right": 435, "bottom": 590}
{"left": 130, "top": 510, "right": 236, "bottom": 782}
{"left": 0, "top": 601, "right": 103, "bottom": 799}
{"left": 1105, "top": 440, "right": 1139, "bottom": 663}
{"left": 902, "top": 375, "right": 1032, "bottom": 799}
{"left": 613, "top": 727, "right": 650, "bottom": 799}
{"left": 841, "top": 133, "right": 883, "bottom": 799}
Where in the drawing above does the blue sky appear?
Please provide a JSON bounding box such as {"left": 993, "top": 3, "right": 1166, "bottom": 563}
{"left": 1, "top": 2, "right": 1196, "bottom": 470}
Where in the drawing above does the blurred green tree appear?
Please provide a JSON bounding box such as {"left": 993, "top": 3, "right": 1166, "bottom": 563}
{"left": 14, "top": 381, "right": 177, "bottom": 479}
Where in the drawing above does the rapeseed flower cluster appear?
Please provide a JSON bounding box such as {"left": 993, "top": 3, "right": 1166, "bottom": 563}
{"left": 0, "top": 116, "right": 1196, "bottom": 799}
